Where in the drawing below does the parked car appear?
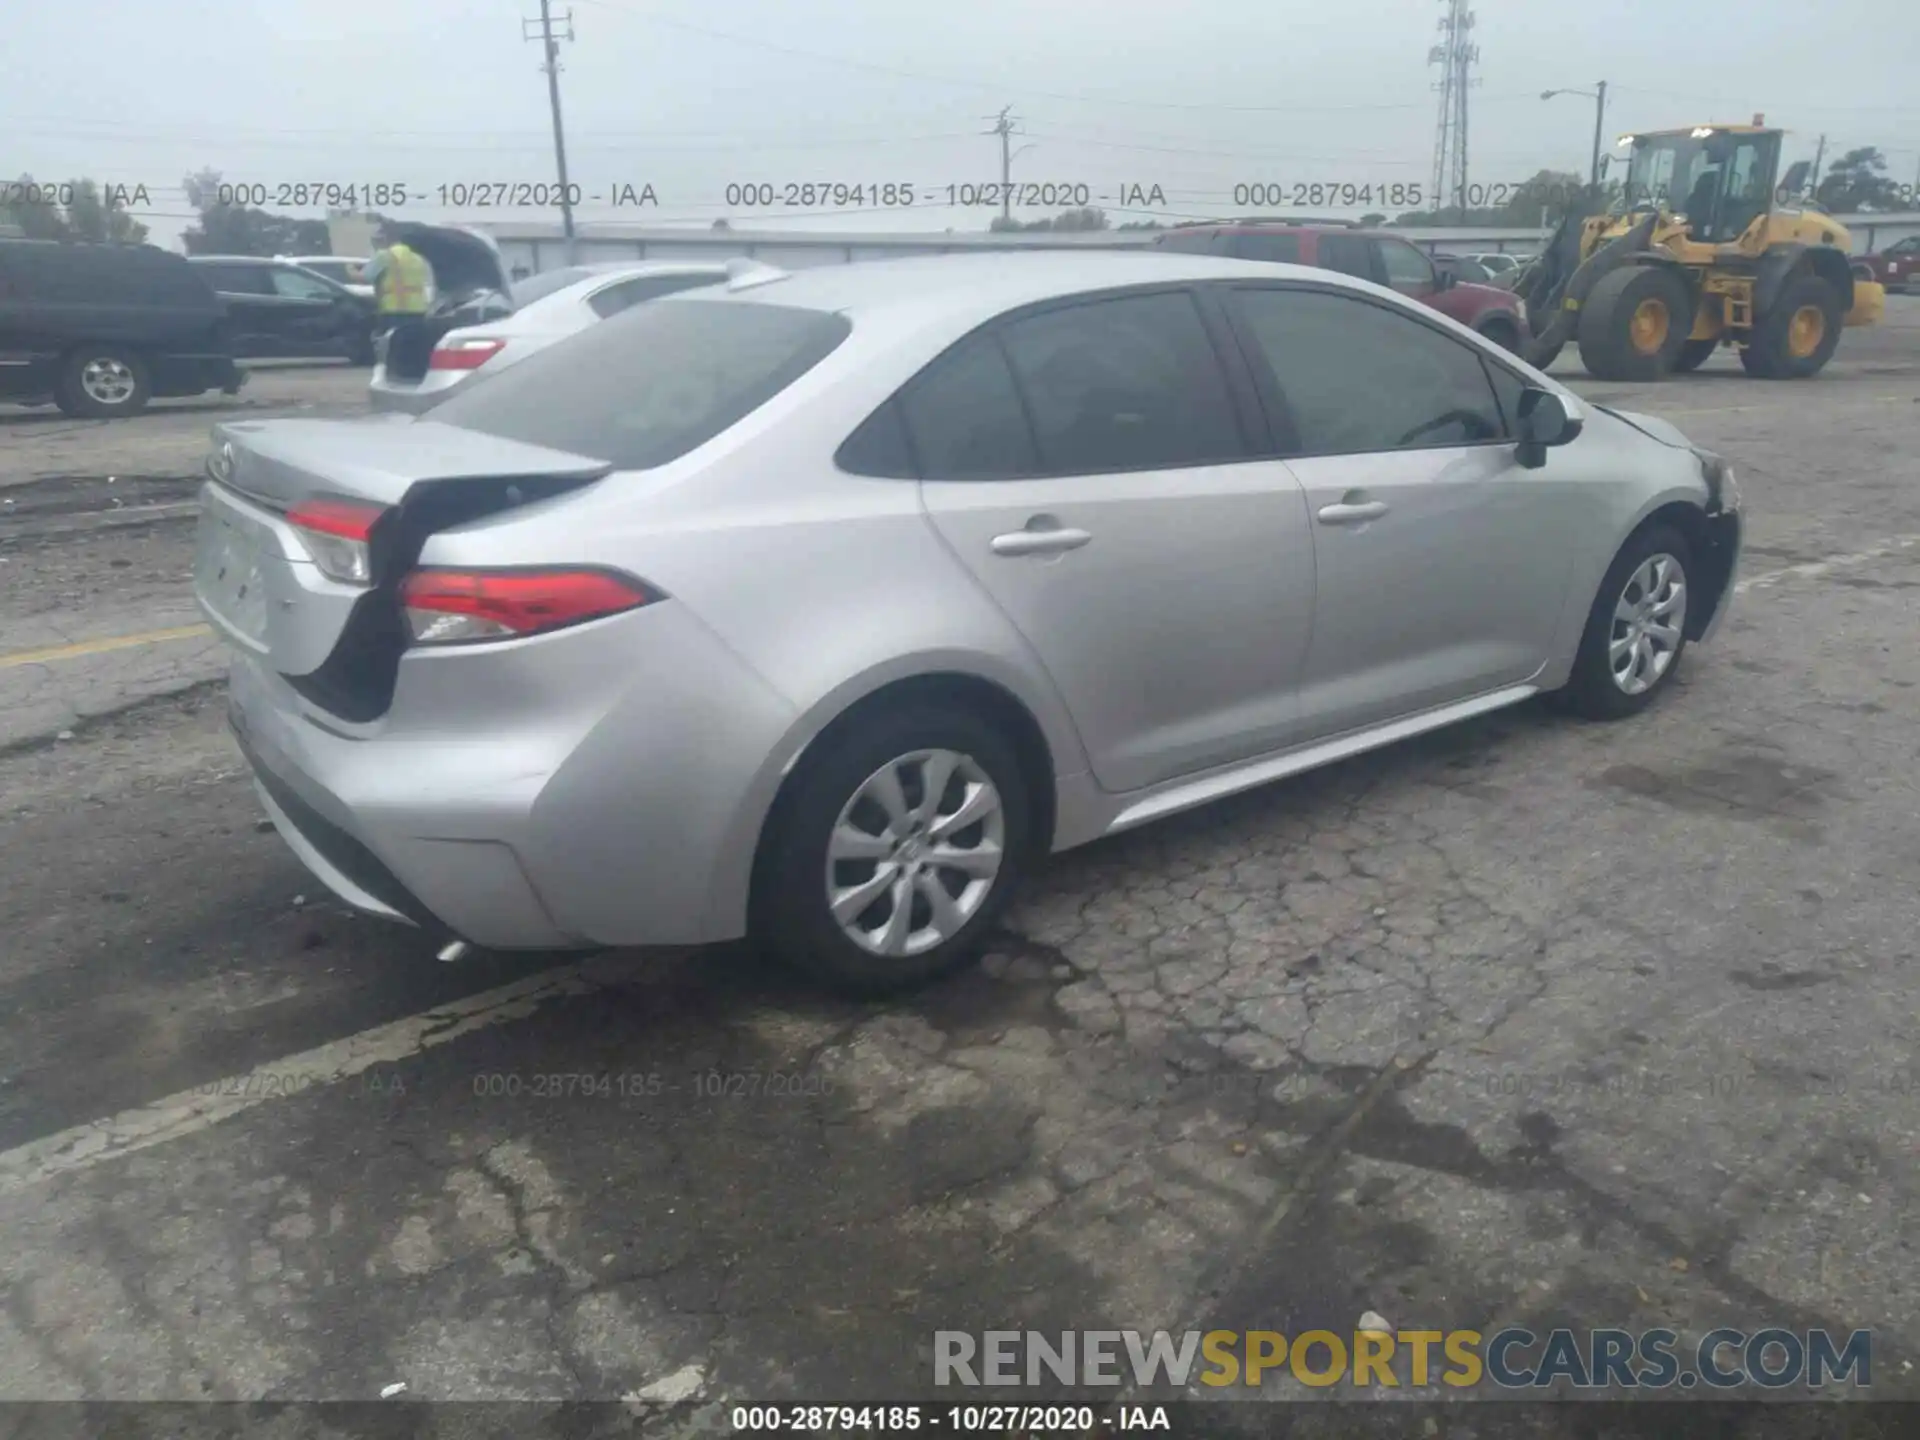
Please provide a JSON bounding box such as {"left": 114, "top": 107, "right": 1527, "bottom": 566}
{"left": 0, "top": 238, "right": 244, "bottom": 417}
{"left": 1435, "top": 254, "right": 1494, "bottom": 284}
{"left": 278, "top": 254, "right": 373, "bottom": 301}
{"left": 1154, "top": 223, "right": 1531, "bottom": 351}
{"left": 367, "top": 222, "right": 517, "bottom": 393}
{"left": 195, "top": 250, "right": 1742, "bottom": 995}
{"left": 368, "top": 260, "right": 728, "bottom": 413}
{"left": 1465, "top": 252, "right": 1525, "bottom": 276}
{"left": 1853, "top": 235, "right": 1919, "bottom": 293}
{"left": 188, "top": 256, "right": 377, "bottom": 365}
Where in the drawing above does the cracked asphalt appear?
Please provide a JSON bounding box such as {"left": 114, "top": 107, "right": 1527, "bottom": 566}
{"left": 1, "top": 316, "right": 1918, "bottom": 1429}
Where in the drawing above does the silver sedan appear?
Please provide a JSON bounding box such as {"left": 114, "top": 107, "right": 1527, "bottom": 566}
{"left": 195, "top": 250, "right": 1742, "bottom": 994}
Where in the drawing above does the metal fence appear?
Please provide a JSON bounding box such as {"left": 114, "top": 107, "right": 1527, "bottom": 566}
{"left": 475, "top": 214, "right": 1920, "bottom": 278}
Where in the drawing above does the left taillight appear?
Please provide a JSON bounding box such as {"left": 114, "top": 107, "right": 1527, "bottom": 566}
{"left": 399, "top": 567, "right": 658, "bottom": 646}
{"left": 287, "top": 496, "right": 387, "bottom": 585}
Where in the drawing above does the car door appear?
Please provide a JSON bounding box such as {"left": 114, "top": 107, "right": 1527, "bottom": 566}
{"left": 910, "top": 287, "right": 1318, "bottom": 794}
{"left": 197, "top": 264, "right": 276, "bottom": 354}
{"left": 1225, "top": 282, "right": 1579, "bottom": 738}
{"left": 267, "top": 266, "right": 351, "bottom": 355}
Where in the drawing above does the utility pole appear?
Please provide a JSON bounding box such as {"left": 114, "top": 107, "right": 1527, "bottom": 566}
{"left": 1809, "top": 134, "right": 1828, "bottom": 194}
{"left": 523, "top": 0, "right": 577, "bottom": 263}
{"left": 1589, "top": 80, "right": 1608, "bottom": 192}
{"left": 985, "top": 107, "right": 1025, "bottom": 226}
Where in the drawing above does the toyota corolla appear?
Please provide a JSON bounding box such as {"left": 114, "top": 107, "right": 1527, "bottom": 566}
{"left": 194, "top": 251, "right": 1742, "bottom": 994}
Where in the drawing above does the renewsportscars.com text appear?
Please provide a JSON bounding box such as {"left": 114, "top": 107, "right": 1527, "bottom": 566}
{"left": 934, "top": 1327, "right": 1872, "bottom": 1390}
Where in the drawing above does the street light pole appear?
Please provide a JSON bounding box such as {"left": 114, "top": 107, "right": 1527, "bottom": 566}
{"left": 1543, "top": 84, "right": 1609, "bottom": 194}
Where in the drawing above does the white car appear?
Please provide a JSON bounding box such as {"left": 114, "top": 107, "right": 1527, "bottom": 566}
{"left": 367, "top": 261, "right": 729, "bottom": 413}
{"left": 278, "top": 255, "right": 374, "bottom": 301}
{"left": 1467, "top": 253, "right": 1527, "bottom": 276}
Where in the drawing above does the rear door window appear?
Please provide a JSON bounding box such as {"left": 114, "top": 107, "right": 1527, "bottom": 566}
{"left": 432, "top": 298, "right": 852, "bottom": 470}
{"left": 996, "top": 290, "right": 1246, "bottom": 474}
{"left": 1317, "top": 234, "right": 1375, "bottom": 281}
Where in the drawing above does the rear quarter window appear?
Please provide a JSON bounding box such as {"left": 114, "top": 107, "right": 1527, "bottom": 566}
{"left": 432, "top": 297, "right": 852, "bottom": 470}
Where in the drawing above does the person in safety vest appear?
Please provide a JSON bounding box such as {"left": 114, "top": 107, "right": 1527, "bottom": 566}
{"left": 364, "top": 225, "right": 434, "bottom": 334}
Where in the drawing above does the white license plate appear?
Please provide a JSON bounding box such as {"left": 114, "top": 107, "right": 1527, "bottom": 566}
{"left": 196, "top": 503, "right": 270, "bottom": 645}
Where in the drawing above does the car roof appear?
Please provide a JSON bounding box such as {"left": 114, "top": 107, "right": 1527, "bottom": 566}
{"left": 189, "top": 254, "right": 280, "bottom": 263}
{"left": 685, "top": 249, "right": 1355, "bottom": 324}
{"left": 1161, "top": 220, "right": 1359, "bottom": 235}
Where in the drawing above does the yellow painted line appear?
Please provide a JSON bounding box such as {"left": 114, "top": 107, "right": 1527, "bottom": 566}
{"left": 0, "top": 623, "right": 212, "bottom": 670}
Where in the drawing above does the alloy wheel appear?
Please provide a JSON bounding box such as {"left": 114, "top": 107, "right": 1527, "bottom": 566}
{"left": 1609, "top": 553, "right": 1687, "bottom": 695}
{"left": 80, "top": 357, "right": 136, "bottom": 406}
{"left": 825, "top": 748, "right": 1005, "bottom": 957}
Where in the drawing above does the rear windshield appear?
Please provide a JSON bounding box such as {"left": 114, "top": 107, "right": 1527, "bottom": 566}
{"left": 511, "top": 266, "right": 595, "bottom": 305}
{"left": 433, "top": 297, "right": 853, "bottom": 469}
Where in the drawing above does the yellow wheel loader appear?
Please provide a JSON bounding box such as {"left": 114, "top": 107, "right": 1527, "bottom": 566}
{"left": 1506, "top": 122, "right": 1886, "bottom": 380}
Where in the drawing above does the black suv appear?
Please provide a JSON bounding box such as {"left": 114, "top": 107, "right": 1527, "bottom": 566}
{"left": 0, "top": 239, "right": 244, "bottom": 418}
{"left": 187, "top": 256, "right": 377, "bottom": 365}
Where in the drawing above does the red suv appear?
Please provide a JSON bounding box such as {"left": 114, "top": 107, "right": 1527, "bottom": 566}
{"left": 1854, "top": 236, "right": 1919, "bottom": 293}
{"left": 1153, "top": 223, "right": 1530, "bottom": 353}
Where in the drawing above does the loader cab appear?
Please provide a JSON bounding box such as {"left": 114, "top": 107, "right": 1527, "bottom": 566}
{"left": 1618, "top": 127, "right": 1781, "bottom": 245}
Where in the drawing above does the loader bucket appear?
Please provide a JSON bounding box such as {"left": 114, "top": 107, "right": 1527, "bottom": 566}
{"left": 1845, "top": 279, "right": 1886, "bottom": 328}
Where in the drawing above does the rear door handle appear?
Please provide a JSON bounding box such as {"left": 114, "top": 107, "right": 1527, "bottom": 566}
{"left": 991, "top": 527, "right": 1093, "bottom": 557}
{"left": 1316, "top": 500, "right": 1389, "bottom": 526}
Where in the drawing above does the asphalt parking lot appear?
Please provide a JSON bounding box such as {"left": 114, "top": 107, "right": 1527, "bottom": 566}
{"left": 2, "top": 315, "right": 1918, "bottom": 1426}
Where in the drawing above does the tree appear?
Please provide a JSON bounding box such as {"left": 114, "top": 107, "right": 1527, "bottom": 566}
{"left": 180, "top": 168, "right": 330, "bottom": 255}
{"left": 1116, "top": 219, "right": 1165, "bottom": 230}
{"left": 1358, "top": 212, "right": 1388, "bottom": 226}
{"left": 989, "top": 206, "right": 1111, "bottom": 233}
{"left": 0, "top": 174, "right": 149, "bottom": 243}
{"left": 1815, "top": 147, "right": 1903, "bottom": 213}
{"left": 711, "top": 218, "right": 732, "bottom": 231}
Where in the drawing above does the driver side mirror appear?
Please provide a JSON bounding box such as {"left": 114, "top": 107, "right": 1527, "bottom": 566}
{"left": 1515, "top": 387, "right": 1581, "bottom": 469}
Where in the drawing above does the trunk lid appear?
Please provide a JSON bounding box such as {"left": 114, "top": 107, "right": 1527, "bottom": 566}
{"left": 195, "top": 418, "right": 610, "bottom": 719}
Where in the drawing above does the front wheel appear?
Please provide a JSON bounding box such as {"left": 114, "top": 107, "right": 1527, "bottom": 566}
{"left": 1739, "top": 274, "right": 1843, "bottom": 379}
{"left": 1556, "top": 524, "right": 1694, "bottom": 721}
{"left": 754, "top": 702, "right": 1032, "bottom": 996}
{"left": 1577, "top": 265, "right": 1693, "bottom": 381}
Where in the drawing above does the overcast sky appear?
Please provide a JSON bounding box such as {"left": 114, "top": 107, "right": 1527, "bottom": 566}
{"left": 8, "top": 0, "right": 1918, "bottom": 251}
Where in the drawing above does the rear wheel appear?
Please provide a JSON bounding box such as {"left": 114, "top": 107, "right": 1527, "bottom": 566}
{"left": 1674, "top": 338, "right": 1720, "bottom": 372}
{"left": 1577, "top": 265, "right": 1692, "bottom": 381}
{"left": 1739, "top": 273, "right": 1843, "bottom": 379}
{"left": 754, "top": 702, "right": 1032, "bottom": 996}
{"left": 54, "top": 345, "right": 151, "bottom": 418}
{"left": 1557, "top": 524, "right": 1693, "bottom": 721}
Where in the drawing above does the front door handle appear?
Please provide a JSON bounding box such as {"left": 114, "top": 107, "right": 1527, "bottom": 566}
{"left": 991, "top": 526, "right": 1093, "bottom": 557}
{"left": 1316, "top": 500, "right": 1389, "bottom": 526}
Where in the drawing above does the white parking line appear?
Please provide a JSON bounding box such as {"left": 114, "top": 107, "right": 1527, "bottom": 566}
{"left": 0, "top": 953, "right": 627, "bottom": 1199}
{"left": 1735, "top": 534, "right": 1920, "bottom": 593}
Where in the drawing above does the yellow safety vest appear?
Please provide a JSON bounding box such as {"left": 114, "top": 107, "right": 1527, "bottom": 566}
{"left": 376, "top": 244, "right": 431, "bottom": 315}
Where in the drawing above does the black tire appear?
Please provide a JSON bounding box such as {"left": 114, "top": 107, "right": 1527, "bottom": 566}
{"left": 54, "top": 345, "right": 152, "bottom": 418}
{"left": 1738, "top": 273, "right": 1843, "bottom": 379}
{"left": 1557, "top": 524, "right": 1694, "bottom": 721}
{"left": 754, "top": 701, "right": 1032, "bottom": 997}
{"left": 1674, "top": 338, "right": 1719, "bottom": 373}
{"left": 1525, "top": 337, "right": 1566, "bottom": 371}
{"left": 1576, "top": 265, "right": 1693, "bottom": 381}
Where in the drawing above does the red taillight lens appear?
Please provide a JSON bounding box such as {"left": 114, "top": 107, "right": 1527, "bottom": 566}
{"left": 399, "top": 567, "right": 657, "bottom": 646}
{"left": 287, "top": 497, "right": 386, "bottom": 585}
{"left": 429, "top": 337, "right": 507, "bottom": 371}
